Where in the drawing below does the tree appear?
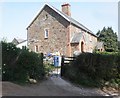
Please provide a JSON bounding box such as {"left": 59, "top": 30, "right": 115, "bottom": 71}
{"left": 118, "top": 41, "right": 120, "bottom": 50}
{"left": 96, "top": 27, "right": 118, "bottom": 52}
{"left": 1, "top": 37, "right": 7, "bottom": 42}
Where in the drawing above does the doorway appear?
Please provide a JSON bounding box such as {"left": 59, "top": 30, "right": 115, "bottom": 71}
{"left": 81, "top": 41, "right": 84, "bottom": 53}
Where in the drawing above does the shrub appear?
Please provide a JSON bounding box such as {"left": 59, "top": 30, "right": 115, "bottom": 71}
{"left": 62, "top": 52, "right": 120, "bottom": 88}
{"left": 2, "top": 42, "right": 45, "bottom": 83}
{"left": 16, "top": 50, "right": 45, "bottom": 81}
{"left": 2, "top": 42, "right": 21, "bottom": 81}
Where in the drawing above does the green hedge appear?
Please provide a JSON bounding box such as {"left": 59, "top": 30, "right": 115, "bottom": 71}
{"left": 2, "top": 42, "right": 45, "bottom": 82}
{"left": 62, "top": 52, "right": 120, "bottom": 87}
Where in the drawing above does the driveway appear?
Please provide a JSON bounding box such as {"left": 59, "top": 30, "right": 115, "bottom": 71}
{"left": 1, "top": 68, "right": 118, "bottom": 96}
{"left": 2, "top": 77, "right": 107, "bottom": 96}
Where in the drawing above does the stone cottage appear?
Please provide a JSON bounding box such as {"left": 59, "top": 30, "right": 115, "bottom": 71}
{"left": 27, "top": 3, "right": 97, "bottom": 56}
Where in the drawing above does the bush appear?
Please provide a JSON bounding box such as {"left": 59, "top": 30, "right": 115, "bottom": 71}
{"left": 62, "top": 52, "right": 120, "bottom": 88}
{"left": 2, "top": 42, "right": 21, "bottom": 81}
{"left": 2, "top": 42, "right": 45, "bottom": 83}
{"left": 44, "top": 63, "right": 55, "bottom": 76}
{"left": 16, "top": 50, "right": 45, "bottom": 81}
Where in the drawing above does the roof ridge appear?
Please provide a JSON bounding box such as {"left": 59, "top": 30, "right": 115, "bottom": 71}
{"left": 26, "top": 3, "right": 97, "bottom": 37}
{"left": 50, "top": 5, "right": 96, "bottom": 36}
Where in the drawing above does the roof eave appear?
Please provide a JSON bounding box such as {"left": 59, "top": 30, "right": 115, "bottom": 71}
{"left": 26, "top": 3, "right": 97, "bottom": 38}
{"left": 26, "top": 3, "right": 49, "bottom": 30}
{"left": 70, "top": 23, "right": 97, "bottom": 37}
{"left": 26, "top": 3, "right": 70, "bottom": 30}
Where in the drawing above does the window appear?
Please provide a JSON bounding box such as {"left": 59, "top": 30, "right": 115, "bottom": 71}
{"left": 44, "top": 29, "right": 49, "bottom": 38}
{"left": 89, "top": 35, "right": 92, "bottom": 42}
{"left": 22, "top": 46, "right": 27, "bottom": 50}
{"left": 35, "top": 45, "right": 39, "bottom": 52}
{"left": 45, "top": 14, "right": 48, "bottom": 20}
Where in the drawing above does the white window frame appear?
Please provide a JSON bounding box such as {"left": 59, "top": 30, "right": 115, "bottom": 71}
{"left": 35, "top": 45, "right": 39, "bottom": 52}
{"left": 44, "top": 28, "right": 49, "bottom": 39}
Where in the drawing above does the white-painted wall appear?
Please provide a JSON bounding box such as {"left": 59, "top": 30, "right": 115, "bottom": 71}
{"left": 16, "top": 41, "right": 27, "bottom": 49}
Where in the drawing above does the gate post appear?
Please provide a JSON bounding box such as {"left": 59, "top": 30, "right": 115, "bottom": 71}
{"left": 41, "top": 53, "right": 43, "bottom": 66}
{"left": 61, "top": 56, "right": 64, "bottom": 77}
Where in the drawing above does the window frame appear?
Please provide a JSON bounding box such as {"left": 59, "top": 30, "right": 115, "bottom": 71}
{"left": 44, "top": 28, "right": 49, "bottom": 39}
{"left": 35, "top": 45, "right": 39, "bottom": 52}
{"left": 45, "top": 14, "right": 48, "bottom": 20}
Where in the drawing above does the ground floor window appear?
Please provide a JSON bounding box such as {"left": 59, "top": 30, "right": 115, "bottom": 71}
{"left": 35, "top": 45, "right": 39, "bottom": 52}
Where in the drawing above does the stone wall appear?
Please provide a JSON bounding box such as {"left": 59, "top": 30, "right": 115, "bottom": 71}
{"left": 70, "top": 24, "right": 97, "bottom": 54}
{"left": 83, "top": 32, "right": 96, "bottom": 53}
{"left": 27, "top": 5, "right": 97, "bottom": 56}
{"left": 71, "top": 43, "right": 79, "bottom": 55}
{"left": 27, "top": 6, "right": 69, "bottom": 55}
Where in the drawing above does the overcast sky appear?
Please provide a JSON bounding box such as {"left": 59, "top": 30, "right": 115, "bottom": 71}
{"left": 0, "top": 1, "right": 118, "bottom": 42}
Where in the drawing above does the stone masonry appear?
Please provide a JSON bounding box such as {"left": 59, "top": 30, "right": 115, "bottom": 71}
{"left": 27, "top": 3, "right": 97, "bottom": 56}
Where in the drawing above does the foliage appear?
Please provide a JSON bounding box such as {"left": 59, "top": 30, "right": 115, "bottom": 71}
{"left": 62, "top": 53, "right": 120, "bottom": 88}
{"left": 118, "top": 41, "right": 120, "bottom": 50}
{"left": 2, "top": 41, "right": 45, "bottom": 83}
{"left": 96, "top": 27, "right": 118, "bottom": 52}
{"left": 1, "top": 37, "right": 8, "bottom": 42}
{"left": 44, "top": 63, "right": 55, "bottom": 76}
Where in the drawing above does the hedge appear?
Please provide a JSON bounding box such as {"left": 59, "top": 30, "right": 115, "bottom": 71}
{"left": 62, "top": 52, "right": 120, "bottom": 87}
{"left": 2, "top": 42, "right": 45, "bottom": 82}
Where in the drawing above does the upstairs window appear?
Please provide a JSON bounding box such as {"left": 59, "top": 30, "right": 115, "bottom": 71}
{"left": 44, "top": 29, "right": 49, "bottom": 39}
{"left": 35, "top": 45, "right": 39, "bottom": 52}
{"left": 45, "top": 14, "right": 48, "bottom": 20}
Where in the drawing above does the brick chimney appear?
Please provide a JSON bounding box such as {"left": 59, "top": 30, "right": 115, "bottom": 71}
{"left": 61, "top": 3, "right": 71, "bottom": 16}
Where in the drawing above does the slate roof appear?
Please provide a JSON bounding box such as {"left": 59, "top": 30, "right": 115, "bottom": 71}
{"left": 27, "top": 4, "right": 97, "bottom": 37}
{"left": 71, "top": 33, "right": 83, "bottom": 43}
{"left": 51, "top": 5, "right": 94, "bottom": 34}
{"left": 17, "top": 39, "right": 26, "bottom": 43}
{"left": 96, "top": 42, "right": 104, "bottom": 49}
{"left": 12, "top": 38, "right": 27, "bottom": 45}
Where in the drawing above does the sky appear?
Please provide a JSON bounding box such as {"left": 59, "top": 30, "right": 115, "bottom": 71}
{"left": 0, "top": 1, "right": 118, "bottom": 42}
